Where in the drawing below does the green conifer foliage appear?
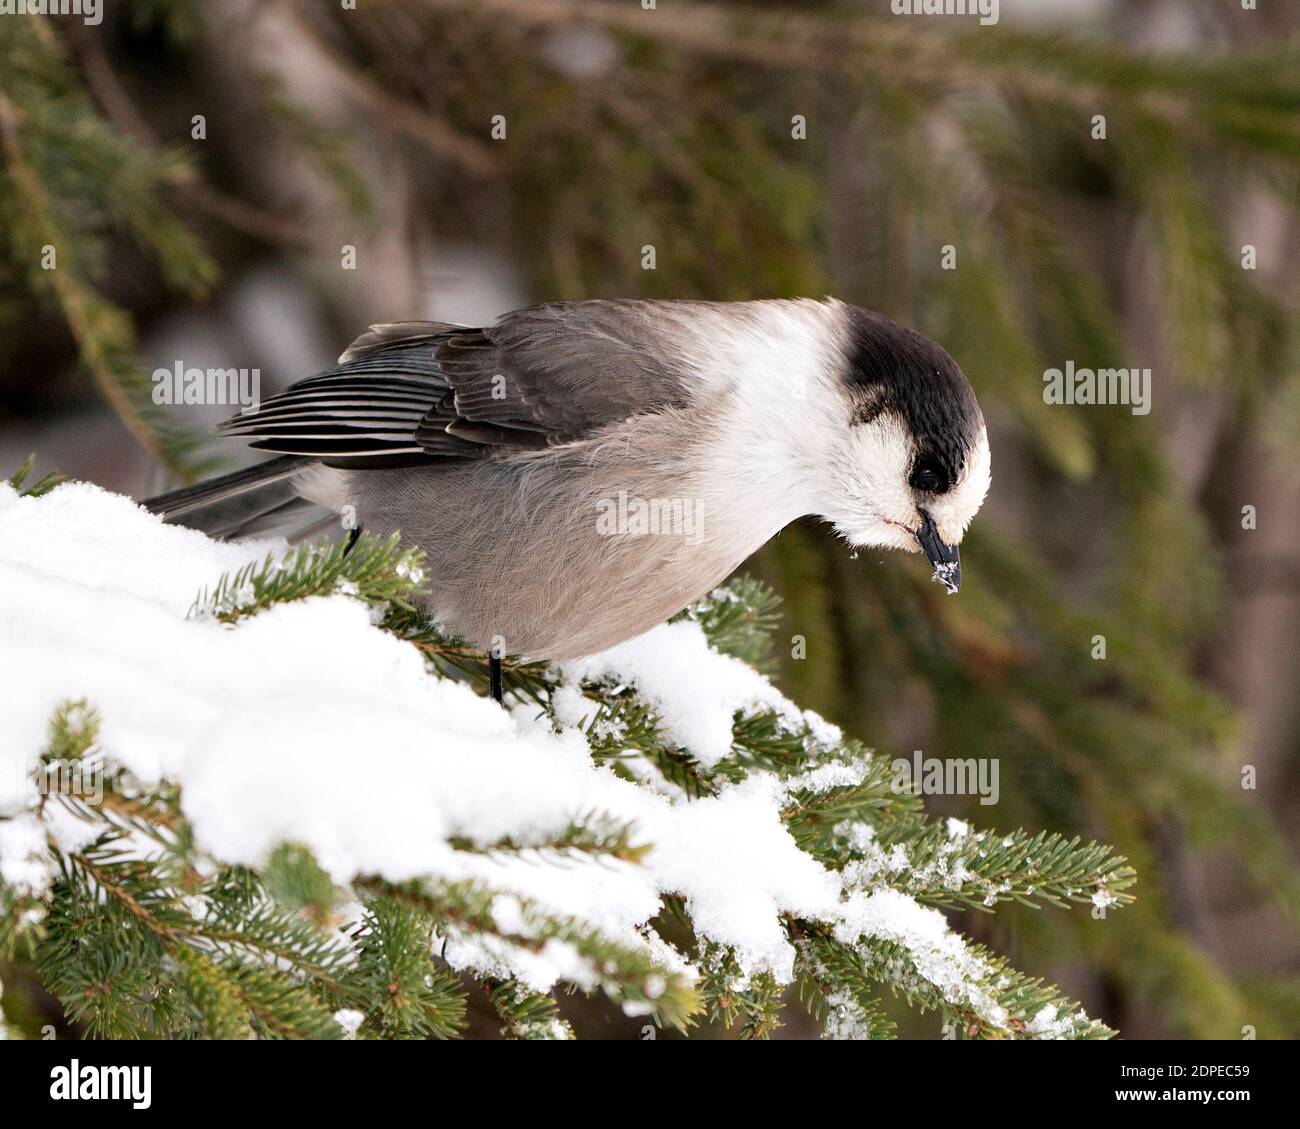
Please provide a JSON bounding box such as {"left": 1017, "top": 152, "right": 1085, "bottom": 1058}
{"left": 1, "top": 524, "right": 1134, "bottom": 1040}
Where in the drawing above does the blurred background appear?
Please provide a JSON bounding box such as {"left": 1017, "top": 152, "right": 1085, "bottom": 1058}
{"left": 1, "top": 0, "right": 1297, "bottom": 1038}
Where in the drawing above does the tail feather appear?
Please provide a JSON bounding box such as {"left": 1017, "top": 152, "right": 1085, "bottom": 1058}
{"left": 143, "top": 455, "right": 317, "bottom": 539}
{"left": 198, "top": 494, "right": 318, "bottom": 540}
{"left": 144, "top": 455, "right": 310, "bottom": 519}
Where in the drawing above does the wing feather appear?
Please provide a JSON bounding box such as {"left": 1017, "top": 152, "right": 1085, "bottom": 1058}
{"left": 218, "top": 302, "right": 694, "bottom": 466}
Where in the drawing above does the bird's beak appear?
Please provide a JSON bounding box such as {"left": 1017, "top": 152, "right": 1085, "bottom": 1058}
{"left": 915, "top": 510, "right": 961, "bottom": 594}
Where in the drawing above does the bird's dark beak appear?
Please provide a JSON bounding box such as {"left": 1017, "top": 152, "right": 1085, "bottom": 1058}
{"left": 915, "top": 510, "right": 961, "bottom": 594}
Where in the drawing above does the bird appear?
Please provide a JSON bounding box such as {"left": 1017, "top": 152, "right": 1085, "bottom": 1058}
{"left": 145, "top": 299, "right": 990, "bottom": 696}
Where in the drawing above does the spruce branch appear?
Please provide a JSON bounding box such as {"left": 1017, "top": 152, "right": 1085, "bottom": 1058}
{"left": 6, "top": 454, "right": 65, "bottom": 498}
{"left": 6, "top": 537, "right": 1147, "bottom": 1040}
{"left": 416, "top": 0, "right": 1300, "bottom": 158}
{"left": 190, "top": 532, "right": 427, "bottom": 623}
{"left": 384, "top": 604, "right": 554, "bottom": 704}
{"left": 484, "top": 979, "right": 575, "bottom": 1040}
{"left": 278, "top": 0, "right": 499, "bottom": 179}
{"left": 343, "top": 896, "right": 467, "bottom": 1040}
{"left": 0, "top": 24, "right": 217, "bottom": 480}
{"left": 697, "top": 944, "right": 785, "bottom": 1040}
{"left": 677, "top": 576, "right": 782, "bottom": 669}
{"left": 799, "top": 927, "right": 1113, "bottom": 1041}
{"left": 358, "top": 876, "right": 701, "bottom": 1033}
{"left": 449, "top": 812, "right": 651, "bottom": 866}
{"left": 859, "top": 824, "right": 1138, "bottom": 915}
{"left": 794, "top": 931, "right": 897, "bottom": 1041}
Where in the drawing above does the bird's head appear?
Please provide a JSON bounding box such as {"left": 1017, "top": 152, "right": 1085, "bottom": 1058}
{"left": 820, "top": 306, "right": 990, "bottom": 593}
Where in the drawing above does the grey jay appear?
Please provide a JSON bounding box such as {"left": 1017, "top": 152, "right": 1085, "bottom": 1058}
{"left": 146, "top": 299, "right": 990, "bottom": 693}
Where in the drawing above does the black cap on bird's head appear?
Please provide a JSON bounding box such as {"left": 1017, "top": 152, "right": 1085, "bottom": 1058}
{"left": 833, "top": 306, "right": 989, "bottom": 594}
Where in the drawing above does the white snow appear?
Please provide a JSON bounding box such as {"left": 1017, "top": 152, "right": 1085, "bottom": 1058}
{"left": 1092, "top": 888, "right": 1119, "bottom": 910}
{"left": 563, "top": 618, "right": 838, "bottom": 766}
{"left": 0, "top": 813, "right": 47, "bottom": 895}
{"left": 0, "top": 481, "right": 1057, "bottom": 1021}
{"left": 835, "top": 888, "right": 1009, "bottom": 1027}
{"left": 946, "top": 817, "right": 971, "bottom": 839}
{"left": 1026, "top": 1004, "right": 1074, "bottom": 1040}
{"left": 332, "top": 1008, "right": 365, "bottom": 1038}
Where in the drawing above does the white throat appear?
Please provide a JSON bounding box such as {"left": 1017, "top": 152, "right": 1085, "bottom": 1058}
{"left": 684, "top": 300, "right": 850, "bottom": 543}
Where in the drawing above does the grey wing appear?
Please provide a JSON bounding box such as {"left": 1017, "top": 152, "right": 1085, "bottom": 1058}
{"left": 217, "top": 301, "right": 693, "bottom": 466}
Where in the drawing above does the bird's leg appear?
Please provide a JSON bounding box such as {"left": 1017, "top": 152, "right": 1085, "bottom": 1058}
{"left": 342, "top": 525, "right": 362, "bottom": 555}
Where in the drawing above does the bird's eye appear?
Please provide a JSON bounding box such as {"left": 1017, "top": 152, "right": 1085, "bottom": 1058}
{"left": 910, "top": 460, "right": 948, "bottom": 494}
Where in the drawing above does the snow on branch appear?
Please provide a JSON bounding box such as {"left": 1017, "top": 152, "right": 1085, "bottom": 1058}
{"left": 0, "top": 481, "right": 1133, "bottom": 1038}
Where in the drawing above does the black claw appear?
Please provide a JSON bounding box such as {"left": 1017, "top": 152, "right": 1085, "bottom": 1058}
{"left": 488, "top": 653, "right": 503, "bottom": 704}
